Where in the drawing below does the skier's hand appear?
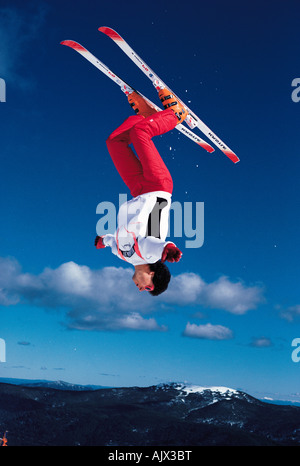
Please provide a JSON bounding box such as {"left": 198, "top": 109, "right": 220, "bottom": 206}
{"left": 95, "top": 235, "right": 106, "bottom": 249}
{"left": 161, "top": 243, "right": 182, "bottom": 263}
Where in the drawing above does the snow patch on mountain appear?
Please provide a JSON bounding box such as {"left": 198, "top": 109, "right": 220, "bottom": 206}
{"left": 175, "top": 383, "right": 239, "bottom": 397}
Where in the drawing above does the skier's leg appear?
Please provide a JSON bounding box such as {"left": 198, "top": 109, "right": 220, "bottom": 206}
{"left": 107, "top": 114, "right": 144, "bottom": 140}
{"left": 106, "top": 115, "right": 146, "bottom": 197}
{"left": 129, "top": 109, "right": 178, "bottom": 194}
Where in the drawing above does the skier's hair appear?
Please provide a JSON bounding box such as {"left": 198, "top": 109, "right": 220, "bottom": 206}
{"left": 148, "top": 260, "right": 171, "bottom": 296}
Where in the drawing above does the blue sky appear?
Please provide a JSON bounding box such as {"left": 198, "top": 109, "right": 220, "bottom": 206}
{"left": 0, "top": 0, "right": 300, "bottom": 402}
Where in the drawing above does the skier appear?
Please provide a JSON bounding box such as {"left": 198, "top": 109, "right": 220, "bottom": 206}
{"left": 95, "top": 87, "right": 187, "bottom": 295}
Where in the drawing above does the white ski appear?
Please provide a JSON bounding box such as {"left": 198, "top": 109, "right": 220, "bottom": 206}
{"left": 98, "top": 27, "right": 239, "bottom": 164}
{"left": 60, "top": 40, "right": 215, "bottom": 153}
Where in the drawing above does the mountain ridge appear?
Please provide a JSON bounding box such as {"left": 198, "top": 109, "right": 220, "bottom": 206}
{"left": 0, "top": 381, "right": 299, "bottom": 446}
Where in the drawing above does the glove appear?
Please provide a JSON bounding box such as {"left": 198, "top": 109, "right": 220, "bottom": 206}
{"left": 161, "top": 243, "right": 182, "bottom": 263}
{"left": 94, "top": 235, "right": 106, "bottom": 249}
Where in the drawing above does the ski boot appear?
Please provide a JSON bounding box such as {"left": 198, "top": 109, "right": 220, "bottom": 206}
{"left": 127, "top": 89, "right": 157, "bottom": 118}
{"left": 153, "top": 79, "right": 187, "bottom": 124}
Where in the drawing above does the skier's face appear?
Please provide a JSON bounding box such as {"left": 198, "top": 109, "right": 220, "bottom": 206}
{"left": 132, "top": 267, "right": 155, "bottom": 292}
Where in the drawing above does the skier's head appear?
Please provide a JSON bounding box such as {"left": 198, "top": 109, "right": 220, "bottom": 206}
{"left": 132, "top": 261, "right": 171, "bottom": 296}
{"left": 148, "top": 260, "right": 171, "bottom": 296}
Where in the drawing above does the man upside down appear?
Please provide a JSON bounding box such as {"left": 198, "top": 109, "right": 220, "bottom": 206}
{"left": 95, "top": 87, "right": 187, "bottom": 296}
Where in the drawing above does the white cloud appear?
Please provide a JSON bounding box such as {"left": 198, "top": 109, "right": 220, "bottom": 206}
{"left": 279, "top": 305, "right": 300, "bottom": 322}
{"left": 67, "top": 311, "right": 167, "bottom": 332}
{"left": 202, "top": 276, "right": 264, "bottom": 314}
{"left": 0, "top": 257, "right": 161, "bottom": 332}
{"left": 162, "top": 273, "right": 206, "bottom": 304}
{"left": 183, "top": 322, "right": 233, "bottom": 340}
{"left": 163, "top": 273, "right": 264, "bottom": 314}
{"left": 110, "top": 313, "right": 167, "bottom": 332}
{"left": 250, "top": 337, "right": 272, "bottom": 348}
{"left": 0, "top": 256, "right": 264, "bottom": 332}
{"left": 0, "top": 256, "right": 23, "bottom": 305}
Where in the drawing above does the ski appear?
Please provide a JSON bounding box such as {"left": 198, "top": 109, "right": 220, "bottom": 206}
{"left": 60, "top": 40, "right": 215, "bottom": 153}
{"left": 98, "top": 26, "right": 239, "bottom": 164}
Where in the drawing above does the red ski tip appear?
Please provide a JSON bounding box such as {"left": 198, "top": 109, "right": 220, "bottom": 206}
{"left": 61, "top": 40, "right": 87, "bottom": 52}
{"left": 224, "top": 150, "right": 240, "bottom": 164}
{"left": 98, "top": 26, "right": 123, "bottom": 42}
{"left": 198, "top": 142, "right": 215, "bottom": 154}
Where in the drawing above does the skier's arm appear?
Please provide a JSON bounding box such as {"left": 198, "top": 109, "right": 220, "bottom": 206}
{"left": 161, "top": 242, "right": 183, "bottom": 263}
{"left": 139, "top": 237, "right": 182, "bottom": 264}
{"left": 95, "top": 235, "right": 106, "bottom": 249}
{"left": 95, "top": 235, "right": 118, "bottom": 256}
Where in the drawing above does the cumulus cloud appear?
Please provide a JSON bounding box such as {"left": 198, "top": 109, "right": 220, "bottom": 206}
{"left": 0, "top": 257, "right": 163, "bottom": 332}
{"left": 183, "top": 322, "right": 233, "bottom": 340}
{"left": 83, "top": 312, "right": 168, "bottom": 333}
{"left": 163, "top": 273, "right": 264, "bottom": 314}
{"left": 0, "top": 256, "right": 264, "bottom": 332}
